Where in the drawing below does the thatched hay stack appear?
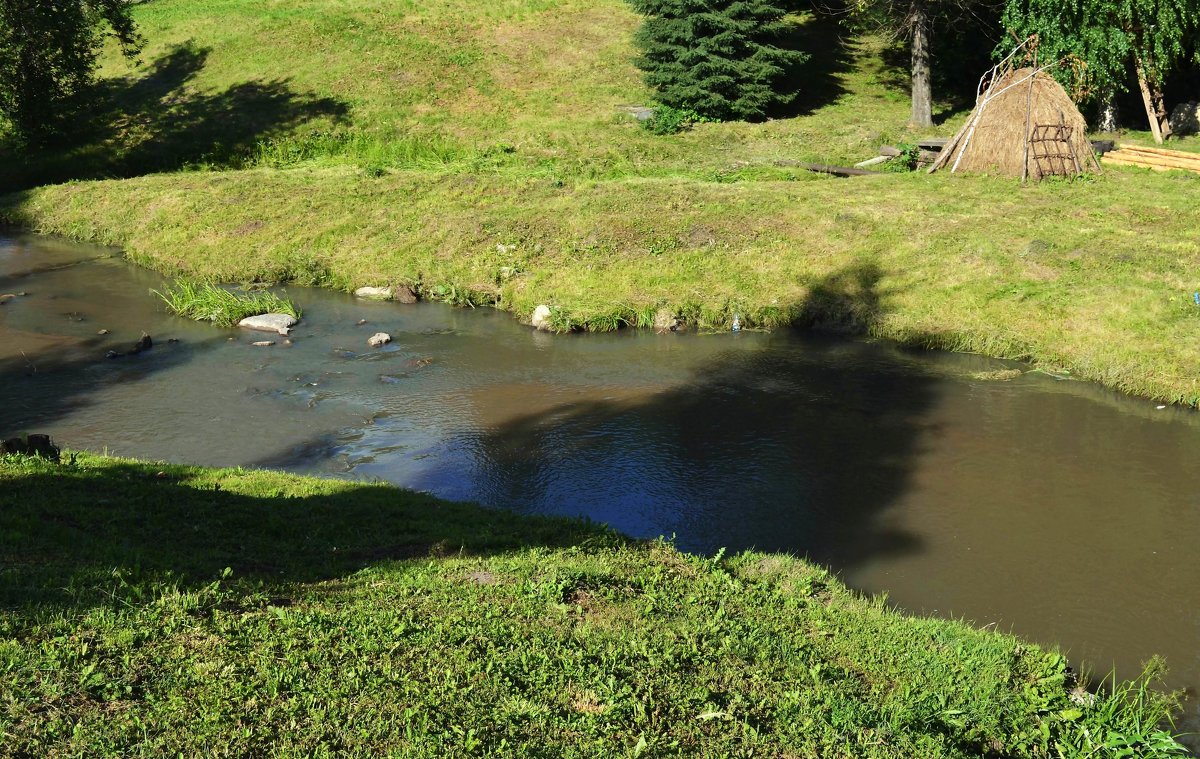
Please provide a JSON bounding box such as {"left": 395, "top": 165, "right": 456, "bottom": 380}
{"left": 930, "top": 67, "right": 1100, "bottom": 178}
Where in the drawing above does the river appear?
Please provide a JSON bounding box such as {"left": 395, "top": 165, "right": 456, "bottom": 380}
{"left": 2, "top": 231, "right": 1197, "bottom": 740}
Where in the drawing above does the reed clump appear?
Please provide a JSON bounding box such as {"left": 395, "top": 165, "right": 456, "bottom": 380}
{"left": 152, "top": 280, "right": 301, "bottom": 327}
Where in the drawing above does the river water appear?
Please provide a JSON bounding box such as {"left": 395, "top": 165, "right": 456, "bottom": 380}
{"left": 3, "top": 232, "right": 1198, "bottom": 736}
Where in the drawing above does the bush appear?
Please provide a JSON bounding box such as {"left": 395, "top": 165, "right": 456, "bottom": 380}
{"left": 642, "top": 105, "right": 712, "bottom": 135}
{"left": 627, "top": 0, "right": 808, "bottom": 122}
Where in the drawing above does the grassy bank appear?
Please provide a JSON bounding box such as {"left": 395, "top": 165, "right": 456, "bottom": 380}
{"left": 0, "top": 452, "right": 1186, "bottom": 756}
{"left": 5, "top": 165, "right": 1200, "bottom": 405}
{"left": 2, "top": 0, "right": 1198, "bottom": 404}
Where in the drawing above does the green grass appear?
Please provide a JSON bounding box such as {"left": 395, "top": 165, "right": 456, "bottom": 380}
{"left": 0, "top": 453, "right": 1188, "bottom": 757}
{"left": 152, "top": 279, "right": 302, "bottom": 327}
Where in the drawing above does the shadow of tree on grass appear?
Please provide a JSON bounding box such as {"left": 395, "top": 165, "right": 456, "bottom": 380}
{"left": 0, "top": 42, "right": 348, "bottom": 191}
{"left": 0, "top": 456, "right": 622, "bottom": 621}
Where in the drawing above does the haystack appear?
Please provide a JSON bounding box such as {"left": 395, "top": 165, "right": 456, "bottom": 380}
{"left": 929, "top": 66, "right": 1100, "bottom": 179}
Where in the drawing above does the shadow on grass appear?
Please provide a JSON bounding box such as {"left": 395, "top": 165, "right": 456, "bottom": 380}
{"left": 425, "top": 262, "right": 933, "bottom": 574}
{"left": 0, "top": 42, "right": 348, "bottom": 191}
{"left": 0, "top": 456, "right": 623, "bottom": 620}
{"left": 773, "top": 11, "right": 856, "bottom": 118}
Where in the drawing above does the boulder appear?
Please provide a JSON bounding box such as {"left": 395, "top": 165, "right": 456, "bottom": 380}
{"left": 26, "top": 434, "right": 59, "bottom": 461}
{"left": 251, "top": 340, "right": 275, "bottom": 347}
{"left": 1169, "top": 101, "right": 1200, "bottom": 136}
{"left": 653, "top": 308, "right": 681, "bottom": 333}
{"left": 238, "top": 313, "right": 298, "bottom": 335}
{"left": 367, "top": 332, "right": 392, "bottom": 347}
{"left": 355, "top": 286, "right": 393, "bottom": 300}
{"left": 530, "top": 305, "right": 553, "bottom": 331}
{"left": 394, "top": 285, "right": 419, "bottom": 304}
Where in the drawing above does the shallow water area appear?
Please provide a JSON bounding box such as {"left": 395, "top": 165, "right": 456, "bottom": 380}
{"left": 3, "top": 232, "right": 1199, "bottom": 741}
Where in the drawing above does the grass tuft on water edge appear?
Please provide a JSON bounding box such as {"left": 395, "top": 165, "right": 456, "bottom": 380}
{"left": 152, "top": 280, "right": 301, "bottom": 327}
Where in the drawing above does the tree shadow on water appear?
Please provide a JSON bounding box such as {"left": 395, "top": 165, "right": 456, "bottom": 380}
{"left": 0, "top": 42, "right": 349, "bottom": 191}
{"left": 457, "top": 262, "right": 938, "bottom": 575}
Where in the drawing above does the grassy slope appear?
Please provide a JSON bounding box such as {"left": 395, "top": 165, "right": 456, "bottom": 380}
{"left": 2, "top": 0, "right": 1199, "bottom": 405}
{"left": 0, "top": 453, "right": 1183, "bottom": 756}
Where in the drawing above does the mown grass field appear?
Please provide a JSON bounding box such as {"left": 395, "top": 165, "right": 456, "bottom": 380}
{"left": 0, "top": 453, "right": 1186, "bottom": 756}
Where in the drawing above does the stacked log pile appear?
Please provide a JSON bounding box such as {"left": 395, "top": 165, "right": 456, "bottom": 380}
{"left": 1101, "top": 144, "right": 1200, "bottom": 174}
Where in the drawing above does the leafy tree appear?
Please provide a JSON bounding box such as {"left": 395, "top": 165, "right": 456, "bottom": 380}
{"left": 0, "top": 0, "right": 143, "bottom": 143}
{"left": 847, "top": 0, "right": 1001, "bottom": 128}
{"left": 627, "top": 0, "right": 808, "bottom": 121}
{"left": 1002, "top": 0, "right": 1199, "bottom": 142}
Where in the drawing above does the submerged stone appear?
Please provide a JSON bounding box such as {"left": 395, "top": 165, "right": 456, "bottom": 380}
{"left": 239, "top": 313, "right": 298, "bottom": 335}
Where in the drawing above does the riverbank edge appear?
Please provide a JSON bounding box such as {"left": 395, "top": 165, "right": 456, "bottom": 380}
{"left": 3, "top": 167, "right": 1199, "bottom": 407}
{"left": 0, "top": 451, "right": 1186, "bottom": 755}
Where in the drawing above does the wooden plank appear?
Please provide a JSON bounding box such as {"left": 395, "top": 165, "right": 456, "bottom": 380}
{"left": 1115, "top": 144, "right": 1200, "bottom": 161}
{"left": 1101, "top": 153, "right": 1200, "bottom": 174}
{"left": 1104, "top": 150, "right": 1200, "bottom": 169}
{"left": 854, "top": 155, "right": 891, "bottom": 168}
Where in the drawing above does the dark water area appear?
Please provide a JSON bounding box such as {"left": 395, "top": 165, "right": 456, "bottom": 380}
{"left": 3, "top": 232, "right": 1199, "bottom": 740}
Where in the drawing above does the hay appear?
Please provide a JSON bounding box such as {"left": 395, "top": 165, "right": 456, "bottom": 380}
{"left": 930, "top": 67, "right": 1100, "bottom": 179}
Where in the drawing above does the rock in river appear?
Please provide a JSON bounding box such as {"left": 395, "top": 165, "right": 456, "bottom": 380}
{"left": 531, "top": 305, "right": 553, "bottom": 331}
{"left": 239, "top": 313, "right": 298, "bottom": 335}
{"left": 355, "top": 286, "right": 392, "bottom": 300}
{"left": 368, "top": 332, "right": 392, "bottom": 347}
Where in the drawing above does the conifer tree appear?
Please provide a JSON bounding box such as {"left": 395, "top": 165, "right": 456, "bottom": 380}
{"left": 628, "top": 0, "right": 808, "bottom": 121}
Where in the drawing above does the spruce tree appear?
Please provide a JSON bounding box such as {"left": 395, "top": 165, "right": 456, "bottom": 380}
{"left": 628, "top": 0, "right": 807, "bottom": 121}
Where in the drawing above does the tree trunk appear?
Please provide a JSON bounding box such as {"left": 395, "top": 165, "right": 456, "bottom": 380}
{"left": 1097, "top": 94, "right": 1118, "bottom": 133}
{"left": 1151, "top": 80, "right": 1172, "bottom": 140}
{"left": 1135, "top": 56, "right": 1164, "bottom": 144}
{"left": 909, "top": 0, "right": 932, "bottom": 129}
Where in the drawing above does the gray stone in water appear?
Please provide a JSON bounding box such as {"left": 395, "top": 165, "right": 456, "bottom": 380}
{"left": 252, "top": 340, "right": 275, "bottom": 347}
{"left": 1169, "top": 101, "right": 1200, "bottom": 136}
{"left": 355, "top": 286, "right": 393, "bottom": 300}
{"left": 530, "top": 304, "right": 553, "bottom": 331}
{"left": 239, "top": 313, "right": 298, "bottom": 335}
{"left": 368, "top": 332, "right": 392, "bottom": 347}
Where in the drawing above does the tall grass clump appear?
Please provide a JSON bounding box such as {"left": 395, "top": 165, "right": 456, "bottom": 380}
{"left": 1057, "top": 659, "right": 1190, "bottom": 758}
{"left": 152, "top": 280, "right": 301, "bottom": 327}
